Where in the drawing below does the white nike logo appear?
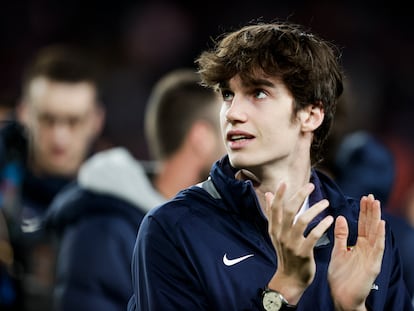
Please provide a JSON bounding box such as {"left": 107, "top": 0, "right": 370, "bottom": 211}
{"left": 21, "top": 217, "right": 42, "bottom": 233}
{"left": 223, "top": 253, "right": 254, "bottom": 266}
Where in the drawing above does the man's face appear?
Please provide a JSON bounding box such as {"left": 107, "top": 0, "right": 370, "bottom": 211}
{"left": 19, "top": 77, "right": 104, "bottom": 177}
{"left": 219, "top": 74, "right": 302, "bottom": 172}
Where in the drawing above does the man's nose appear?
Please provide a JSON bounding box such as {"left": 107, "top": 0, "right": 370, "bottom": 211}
{"left": 50, "top": 121, "right": 72, "bottom": 143}
{"left": 225, "top": 94, "right": 248, "bottom": 123}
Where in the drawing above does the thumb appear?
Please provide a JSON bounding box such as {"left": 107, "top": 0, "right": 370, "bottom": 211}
{"left": 332, "top": 216, "right": 349, "bottom": 255}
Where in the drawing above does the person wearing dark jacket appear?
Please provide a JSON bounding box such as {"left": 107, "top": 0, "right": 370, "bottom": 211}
{"left": 44, "top": 68, "right": 224, "bottom": 311}
{"left": 127, "top": 21, "right": 413, "bottom": 310}
{"left": 333, "top": 131, "right": 414, "bottom": 305}
{"left": 0, "top": 44, "right": 104, "bottom": 311}
{"left": 45, "top": 147, "right": 164, "bottom": 311}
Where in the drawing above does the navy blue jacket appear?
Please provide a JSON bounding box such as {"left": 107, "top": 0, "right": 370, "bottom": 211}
{"left": 45, "top": 147, "right": 165, "bottom": 311}
{"left": 47, "top": 186, "right": 148, "bottom": 311}
{"left": 128, "top": 155, "right": 412, "bottom": 310}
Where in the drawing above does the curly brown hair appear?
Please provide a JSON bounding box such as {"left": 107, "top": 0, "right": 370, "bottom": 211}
{"left": 195, "top": 21, "right": 344, "bottom": 165}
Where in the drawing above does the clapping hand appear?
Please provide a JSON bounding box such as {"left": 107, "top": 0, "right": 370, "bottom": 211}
{"left": 328, "top": 194, "right": 385, "bottom": 311}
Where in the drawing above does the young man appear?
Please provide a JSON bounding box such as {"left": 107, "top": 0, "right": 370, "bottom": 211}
{"left": 44, "top": 68, "right": 224, "bottom": 311}
{"left": 128, "top": 22, "right": 412, "bottom": 310}
{"left": 0, "top": 44, "right": 104, "bottom": 310}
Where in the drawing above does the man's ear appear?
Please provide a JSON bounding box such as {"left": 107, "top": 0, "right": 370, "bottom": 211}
{"left": 298, "top": 102, "right": 324, "bottom": 132}
{"left": 188, "top": 120, "right": 216, "bottom": 158}
{"left": 92, "top": 104, "right": 106, "bottom": 137}
{"left": 16, "top": 101, "right": 30, "bottom": 127}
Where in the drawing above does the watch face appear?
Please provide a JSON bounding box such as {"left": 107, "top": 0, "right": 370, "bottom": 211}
{"left": 262, "top": 291, "right": 282, "bottom": 311}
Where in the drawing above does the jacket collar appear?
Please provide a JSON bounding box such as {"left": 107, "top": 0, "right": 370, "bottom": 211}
{"left": 209, "top": 155, "right": 358, "bottom": 245}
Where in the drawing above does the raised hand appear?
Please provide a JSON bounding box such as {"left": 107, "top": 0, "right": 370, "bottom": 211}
{"left": 265, "top": 182, "right": 334, "bottom": 304}
{"left": 328, "top": 194, "right": 385, "bottom": 311}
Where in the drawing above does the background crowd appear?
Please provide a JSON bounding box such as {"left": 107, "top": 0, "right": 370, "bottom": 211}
{"left": 0, "top": 0, "right": 413, "bottom": 310}
{"left": 1, "top": 0, "right": 413, "bottom": 159}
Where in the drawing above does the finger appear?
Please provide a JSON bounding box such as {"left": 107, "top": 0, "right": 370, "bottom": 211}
{"left": 275, "top": 181, "right": 287, "bottom": 209}
{"left": 332, "top": 216, "right": 349, "bottom": 257}
{"left": 265, "top": 191, "right": 274, "bottom": 219}
{"left": 292, "top": 199, "right": 329, "bottom": 236}
{"left": 281, "top": 183, "right": 314, "bottom": 233}
{"left": 366, "top": 194, "right": 375, "bottom": 237}
{"left": 368, "top": 198, "right": 382, "bottom": 245}
{"left": 372, "top": 219, "right": 386, "bottom": 275}
{"left": 302, "top": 215, "right": 334, "bottom": 252}
{"left": 358, "top": 195, "right": 368, "bottom": 237}
{"left": 265, "top": 192, "right": 275, "bottom": 231}
{"left": 266, "top": 182, "right": 286, "bottom": 236}
{"left": 361, "top": 194, "right": 378, "bottom": 241}
{"left": 376, "top": 220, "right": 386, "bottom": 254}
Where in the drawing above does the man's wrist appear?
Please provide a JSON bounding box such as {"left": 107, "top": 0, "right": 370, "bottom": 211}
{"left": 262, "top": 286, "right": 297, "bottom": 311}
{"left": 267, "top": 276, "right": 305, "bottom": 305}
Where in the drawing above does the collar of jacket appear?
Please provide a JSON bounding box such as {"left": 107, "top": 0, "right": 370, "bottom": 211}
{"left": 209, "top": 155, "right": 358, "bottom": 246}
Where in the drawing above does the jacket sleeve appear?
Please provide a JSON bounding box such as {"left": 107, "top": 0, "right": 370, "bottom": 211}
{"left": 129, "top": 213, "right": 209, "bottom": 310}
{"left": 365, "top": 223, "right": 414, "bottom": 311}
{"left": 55, "top": 216, "right": 135, "bottom": 311}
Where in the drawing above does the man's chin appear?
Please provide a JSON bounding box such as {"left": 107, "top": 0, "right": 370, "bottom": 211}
{"left": 41, "top": 161, "right": 79, "bottom": 178}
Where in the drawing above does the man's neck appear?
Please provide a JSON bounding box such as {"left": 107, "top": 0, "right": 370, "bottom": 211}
{"left": 235, "top": 160, "right": 312, "bottom": 212}
{"left": 154, "top": 153, "right": 205, "bottom": 200}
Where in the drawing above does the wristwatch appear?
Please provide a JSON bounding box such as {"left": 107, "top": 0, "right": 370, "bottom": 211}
{"left": 262, "top": 287, "right": 297, "bottom": 311}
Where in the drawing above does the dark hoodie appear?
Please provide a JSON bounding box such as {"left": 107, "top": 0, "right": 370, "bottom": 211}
{"left": 45, "top": 147, "right": 165, "bottom": 311}
{"left": 335, "top": 131, "right": 414, "bottom": 302}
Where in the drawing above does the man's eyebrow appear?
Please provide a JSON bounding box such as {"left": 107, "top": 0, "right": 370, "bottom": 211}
{"left": 218, "top": 78, "right": 275, "bottom": 89}
{"left": 247, "top": 78, "right": 275, "bottom": 88}
{"left": 218, "top": 81, "right": 229, "bottom": 89}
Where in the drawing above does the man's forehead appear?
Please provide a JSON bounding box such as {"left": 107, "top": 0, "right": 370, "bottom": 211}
{"left": 27, "top": 77, "right": 50, "bottom": 98}
{"left": 26, "top": 77, "right": 97, "bottom": 112}
{"left": 27, "top": 77, "right": 96, "bottom": 99}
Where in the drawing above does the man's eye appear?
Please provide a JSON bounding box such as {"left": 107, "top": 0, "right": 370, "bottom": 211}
{"left": 38, "top": 115, "right": 54, "bottom": 125}
{"left": 67, "top": 118, "right": 82, "bottom": 127}
{"left": 255, "top": 90, "right": 267, "bottom": 99}
{"left": 221, "top": 90, "right": 234, "bottom": 101}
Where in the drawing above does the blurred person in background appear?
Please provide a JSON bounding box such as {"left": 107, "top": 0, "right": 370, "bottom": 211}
{"left": 319, "top": 130, "right": 414, "bottom": 305}
{"left": 385, "top": 138, "right": 414, "bottom": 227}
{"left": 0, "top": 90, "right": 18, "bottom": 309}
{"left": 144, "top": 68, "right": 226, "bottom": 198}
{"left": 316, "top": 82, "right": 414, "bottom": 303}
{"left": 0, "top": 94, "right": 16, "bottom": 126}
{"left": 44, "top": 68, "right": 225, "bottom": 311}
{"left": 0, "top": 44, "right": 105, "bottom": 310}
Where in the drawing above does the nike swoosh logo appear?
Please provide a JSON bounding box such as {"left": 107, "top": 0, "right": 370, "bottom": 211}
{"left": 223, "top": 253, "right": 254, "bottom": 266}
{"left": 21, "top": 217, "right": 42, "bottom": 233}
